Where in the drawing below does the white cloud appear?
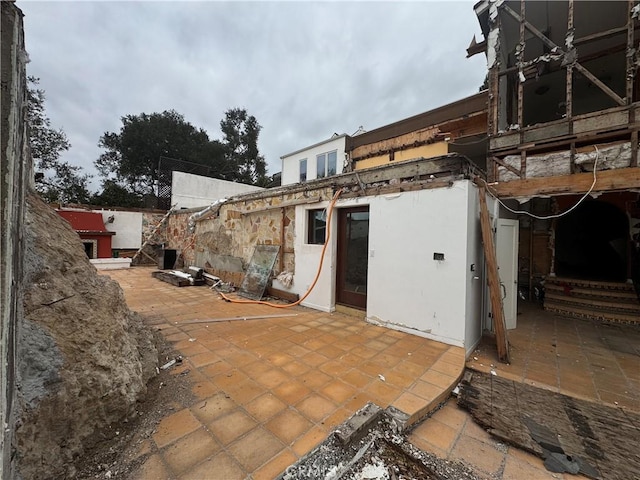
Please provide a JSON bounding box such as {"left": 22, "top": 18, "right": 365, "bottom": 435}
{"left": 19, "top": 0, "right": 486, "bottom": 191}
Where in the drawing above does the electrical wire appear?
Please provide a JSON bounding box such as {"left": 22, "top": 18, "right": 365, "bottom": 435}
{"left": 218, "top": 188, "right": 343, "bottom": 308}
{"left": 483, "top": 145, "right": 600, "bottom": 220}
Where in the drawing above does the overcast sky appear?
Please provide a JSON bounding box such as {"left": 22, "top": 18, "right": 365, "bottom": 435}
{"left": 19, "top": 1, "right": 487, "bottom": 191}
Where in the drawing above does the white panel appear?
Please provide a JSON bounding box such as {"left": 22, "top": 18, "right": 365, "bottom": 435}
{"left": 96, "top": 210, "right": 143, "bottom": 249}
{"left": 496, "top": 219, "right": 519, "bottom": 330}
{"left": 281, "top": 136, "right": 346, "bottom": 186}
{"left": 171, "top": 172, "right": 263, "bottom": 209}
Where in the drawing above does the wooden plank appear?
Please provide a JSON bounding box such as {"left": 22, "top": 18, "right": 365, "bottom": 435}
{"left": 574, "top": 63, "right": 625, "bottom": 106}
{"left": 152, "top": 271, "right": 190, "bottom": 287}
{"left": 459, "top": 372, "right": 640, "bottom": 479}
{"left": 265, "top": 286, "right": 299, "bottom": 303}
{"left": 492, "top": 156, "right": 521, "bottom": 177}
{"left": 523, "top": 123, "right": 570, "bottom": 143}
{"left": 351, "top": 127, "right": 441, "bottom": 160}
{"left": 476, "top": 181, "right": 510, "bottom": 363}
{"left": 489, "top": 132, "right": 520, "bottom": 150}
{"left": 491, "top": 167, "right": 640, "bottom": 198}
{"left": 573, "top": 109, "right": 628, "bottom": 134}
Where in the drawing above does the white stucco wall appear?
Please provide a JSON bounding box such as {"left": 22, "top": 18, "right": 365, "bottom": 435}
{"left": 171, "top": 171, "right": 263, "bottom": 209}
{"left": 281, "top": 136, "right": 347, "bottom": 186}
{"left": 95, "top": 210, "right": 143, "bottom": 249}
{"left": 281, "top": 180, "right": 483, "bottom": 350}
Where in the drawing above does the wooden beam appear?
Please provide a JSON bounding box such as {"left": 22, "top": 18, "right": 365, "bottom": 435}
{"left": 502, "top": 4, "right": 559, "bottom": 52}
{"left": 573, "top": 63, "right": 626, "bottom": 106}
{"left": 574, "top": 25, "right": 627, "bottom": 46}
{"left": 491, "top": 167, "right": 640, "bottom": 198}
{"left": 476, "top": 181, "right": 510, "bottom": 363}
{"left": 351, "top": 127, "right": 442, "bottom": 160}
{"left": 492, "top": 156, "right": 521, "bottom": 177}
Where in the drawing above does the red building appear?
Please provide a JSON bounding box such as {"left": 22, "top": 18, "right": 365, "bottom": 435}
{"left": 57, "top": 210, "right": 115, "bottom": 259}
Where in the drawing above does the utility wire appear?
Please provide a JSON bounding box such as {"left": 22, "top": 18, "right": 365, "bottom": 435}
{"left": 482, "top": 145, "right": 600, "bottom": 220}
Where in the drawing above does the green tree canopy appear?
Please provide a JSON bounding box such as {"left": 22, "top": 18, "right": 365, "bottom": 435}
{"left": 220, "top": 108, "right": 267, "bottom": 185}
{"left": 95, "top": 110, "right": 219, "bottom": 197}
{"left": 28, "top": 76, "right": 91, "bottom": 204}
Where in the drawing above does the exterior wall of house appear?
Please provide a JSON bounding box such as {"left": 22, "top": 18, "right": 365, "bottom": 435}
{"left": 281, "top": 136, "right": 346, "bottom": 186}
{"left": 354, "top": 142, "right": 449, "bottom": 170}
{"left": 79, "top": 234, "right": 112, "bottom": 258}
{"left": 95, "top": 210, "right": 143, "bottom": 249}
{"left": 288, "top": 180, "right": 480, "bottom": 348}
{"left": 171, "top": 171, "right": 263, "bottom": 209}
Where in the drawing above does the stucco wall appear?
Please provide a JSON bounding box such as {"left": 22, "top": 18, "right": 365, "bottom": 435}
{"left": 96, "top": 210, "right": 143, "bottom": 249}
{"left": 281, "top": 136, "right": 346, "bottom": 186}
{"left": 171, "top": 171, "right": 263, "bottom": 209}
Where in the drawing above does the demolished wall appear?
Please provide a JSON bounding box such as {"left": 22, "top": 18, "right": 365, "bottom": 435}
{"left": 16, "top": 194, "right": 158, "bottom": 479}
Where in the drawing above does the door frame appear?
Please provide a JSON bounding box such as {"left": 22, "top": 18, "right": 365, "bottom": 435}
{"left": 335, "top": 206, "right": 369, "bottom": 310}
{"left": 496, "top": 218, "right": 519, "bottom": 330}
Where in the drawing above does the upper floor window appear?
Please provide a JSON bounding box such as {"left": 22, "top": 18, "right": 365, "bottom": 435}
{"left": 317, "top": 150, "right": 338, "bottom": 178}
{"left": 299, "top": 158, "right": 307, "bottom": 182}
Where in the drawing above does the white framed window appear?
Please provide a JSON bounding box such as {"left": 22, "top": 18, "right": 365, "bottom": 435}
{"left": 316, "top": 150, "right": 338, "bottom": 178}
{"left": 299, "top": 158, "right": 307, "bottom": 182}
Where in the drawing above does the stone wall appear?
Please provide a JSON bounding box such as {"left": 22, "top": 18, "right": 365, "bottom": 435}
{"left": 179, "top": 188, "right": 334, "bottom": 278}
{"left": 1, "top": 4, "right": 29, "bottom": 477}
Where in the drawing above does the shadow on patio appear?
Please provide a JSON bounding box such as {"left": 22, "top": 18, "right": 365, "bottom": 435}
{"left": 104, "top": 267, "right": 465, "bottom": 479}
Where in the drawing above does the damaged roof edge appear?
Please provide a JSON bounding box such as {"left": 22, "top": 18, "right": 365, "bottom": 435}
{"left": 209, "top": 153, "right": 479, "bottom": 206}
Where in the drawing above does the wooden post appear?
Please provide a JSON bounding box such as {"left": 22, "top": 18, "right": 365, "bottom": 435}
{"left": 476, "top": 181, "right": 510, "bottom": 363}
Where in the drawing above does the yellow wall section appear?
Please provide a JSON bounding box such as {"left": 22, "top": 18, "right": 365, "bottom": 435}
{"left": 354, "top": 142, "right": 450, "bottom": 170}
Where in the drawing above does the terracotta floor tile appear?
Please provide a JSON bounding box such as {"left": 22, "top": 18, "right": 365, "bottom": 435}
{"left": 162, "top": 427, "right": 220, "bottom": 474}
{"left": 410, "top": 417, "right": 458, "bottom": 452}
{"left": 502, "top": 454, "right": 557, "bottom": 480}
{"left": 397, "top": 360, "right": 429, "bottom": 378}
{"left": 281, "top": 361, "right": 311, "bottom": 377}
{"left": 200, "top": 360, "right": 234, "bottom": 378}
{"left": 392, "top": 392, "right": 427, "bottom": 417}
{"left": 228, "top": 426, "right": 284, "bottom": 472}
{"left": 212, "top": 370, "right": 249, "bottom": 390}
{"left": 189, "top": 351, "right": 222, "bottom": 368}
{"left": 273, "top": 380, "right": 312, "bottom": 405}
{"left": 225, "top": 379, "right": 265, "bottom": 405}
{"left": 190, "top": 393, "right": 236, "bottom": 423}
{"left": 255, "top": 368, "right": 289, "bottom": 389}
{"left": 246, "top": 393, "right": 288, "bottom": 422}
{"left": 431, "top": 359, "right": 463, "bottom": 377}
{"left": 321, "top": 380, "right": 357, "bottom": 404}
{"left": 292, "top": 425, "right": 329, "bottom": 456}
{"left": 431, "top": 402, "right": 467, "bottom": 430}
{"left": 321, "top": 407, "right": 352, "bottom": 431}
{"left": 265, "top": 409, "right": 313, "bottom": 444}
{"left": 181, "top": 451, "right": 246, "bottom": 480}
{"left": 344, "top": 392, "right": 376, "bottom": 412}
{"left": 342, "top": 369, "right": 373, "bottom": 389}
{"left": 153, "top": 408, "right": 201, "bottom": 449}
{"left": 298, "top": 370, "right": 332, "bottom": 389}
{"left": 409, "top": 433, "right": 448, "bottom": 459}
{"left": 411, "top": 380, "right": 444, "bottom": 402}
{"left": 252, "top": 449, "right": 297, "bottom": 480}
{"left": 296, "top": 394, "right": 336, "bottom": 422}
{"left": 451, "top": 435, "right": 504, "bottom": 475}
{"left": 420, "top": 369, "right": 456, "bottom": 389}
{"left": 365, "top": 380, "right": 402, "bottom": 406}
{"left": 129, "top": 454, "right": 170, "bottom": 480}
{"left": 208, "top": 409, "right": 256, "bottom": 445}
{"left": 317, "top": 344, "right": 344, "bottom": 359}
{"left": 301, "top": 351, "right": 330, "bottom": 367}
{"left": 266, "top": 351, "right": 295, "bottom": 367}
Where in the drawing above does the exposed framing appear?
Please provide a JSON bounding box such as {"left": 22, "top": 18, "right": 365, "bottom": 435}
{"left": 486, "top": 0, "right": 640, "bottom": 182}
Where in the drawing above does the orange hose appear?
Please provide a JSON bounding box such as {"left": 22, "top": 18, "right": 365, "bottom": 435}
{"left": 218, "top": 188, "right": 343, "bottom": 308}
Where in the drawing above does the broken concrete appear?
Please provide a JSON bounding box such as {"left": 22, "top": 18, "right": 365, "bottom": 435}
{"left": 15, "top": 194, "right": 158, "bottom": 479}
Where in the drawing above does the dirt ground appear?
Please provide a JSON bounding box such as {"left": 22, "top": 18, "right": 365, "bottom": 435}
{"left": 75, "top": 328, "right": 191, "bottom": 480}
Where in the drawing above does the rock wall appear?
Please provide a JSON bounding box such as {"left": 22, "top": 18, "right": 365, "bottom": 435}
{"left": 15, "top": 195, "right": 158, "bottom": 479}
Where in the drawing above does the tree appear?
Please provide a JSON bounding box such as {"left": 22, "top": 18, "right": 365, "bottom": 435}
{"left": 220, "top": 108, "right": 267, "bottom": 185}
{"left": 27, "top": 76, "right": 91, "bottom": 204}
{"left": 90, "top": 180, "right": 143, "bottom": 208}
{"left": 95, "top": 110, "right": 221, "bottom": 197}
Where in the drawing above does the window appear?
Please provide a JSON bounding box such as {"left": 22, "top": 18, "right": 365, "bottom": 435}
{"left": 317, "top": 150, "right": 338, "bottom": 178}
{"left": 327, "top": 150, "right": 337, "bottom": 176}
{"left": 317, "top": 154, "right": 326, "bottom": 178}
{"left": 307, "top": 209, "right": 326, "bottom": 244}
{"left": 299, "top": 158, "right": 307, "bottom": 182}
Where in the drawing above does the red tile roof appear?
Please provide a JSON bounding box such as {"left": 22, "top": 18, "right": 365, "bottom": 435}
{"left": 57, "top": 210, "right": 114, "bottom": 235}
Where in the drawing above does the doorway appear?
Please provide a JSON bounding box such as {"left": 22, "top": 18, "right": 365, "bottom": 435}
{"left": 336, "top": 207, "right": 369, "bottom": 310}
{"left": 555, "top": 200, "right": 628, "bottom": 282}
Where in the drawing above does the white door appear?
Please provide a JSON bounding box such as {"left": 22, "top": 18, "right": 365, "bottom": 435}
{"left": 496, "top": 219, "right": 519, "bottom": 330}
